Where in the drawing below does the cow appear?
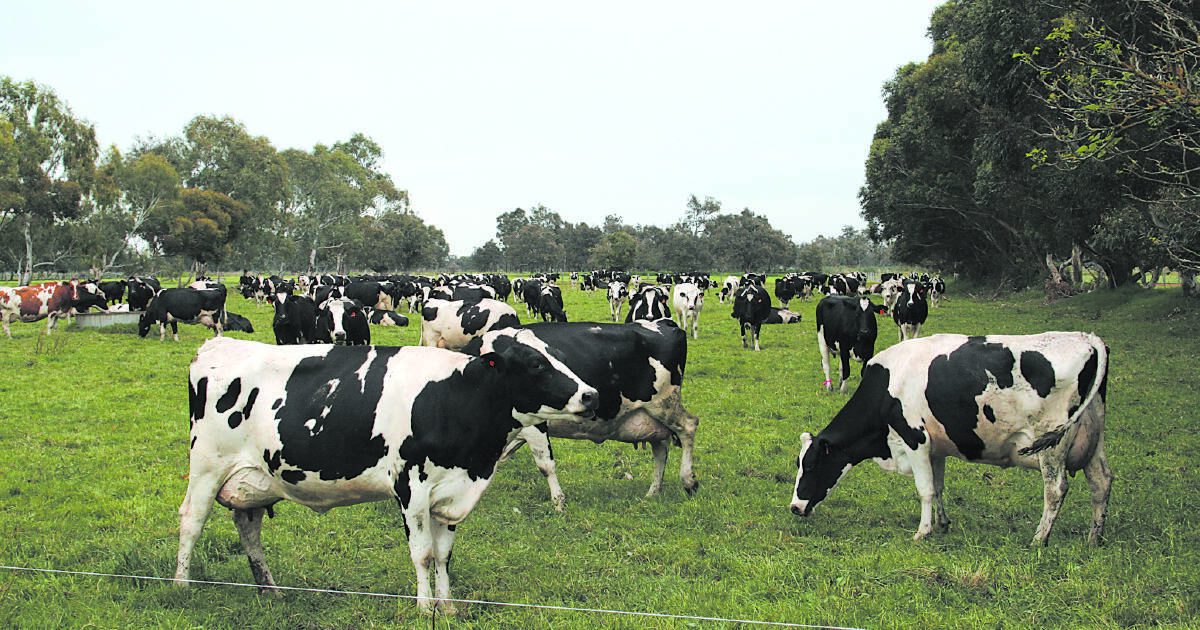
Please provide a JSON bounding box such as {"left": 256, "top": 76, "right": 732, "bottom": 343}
{"left": 97, "top": 280, "right": 127, "bottom": 306}
{"left": 365, "top": 308, "right": 410, "bottom": 327}
{"left": 672, "top": 282, "right": 704, "bottom": 340}
{"left": 451, "top": 284, "right": 496, "bottom": 302}
{"left": 537, "top": 285, "right": 568, "bottom": 323}
{"left": 127, "top": 277, "right": 161, "bottom": 311}
{"left": 343, "top": 281, "right": 393, "bottom": 311}
{"left": 174, "top": 333, "right": 599, "bottom": 614}
{"left": 225, "top": 312, "right": 255, "bottom": 334}
{"left": 891, "top": 279, "right": 929, "bottom": 341}
{"left": 314, "top": 297, "right": 370, "bottom": 345}
{"left": 421, "top": 298, "right": 519, "bottom": 350}
{"left": 606, "top": 281, "right": 629, "bottom": 321}
{"left": 928, "top": 276, "right": 947, "bottom": 307}
{"left": 731, "top": 284, "right": 771, "bottom": 351}
{"left": 763, "top": 306, "right": 802, "bottom": 325}
{"left": 718, "top": 276, "right": 739, "bottom": 304}
{"left": 816, "top": 296, "right": 888, "bottom": 393}
{"left": 273, "top": 294, "right": 318, "bottom": 345}
{"left": 138, "top": 286, "right": 229, "bottom": 341}
{"left": 625, "top": 285, "right": 671, "bottom": 323}
{"left": 0, "top": 283, "right": 74, "bottom": 337}
{"left": 774, "top": 277, "right": 797, "bottom": 309}
{"left": 790, "top": 332, "right": 1112, "bottom": 546}
{"left": 461, "top": 319, "right": 699, "bottom": 508}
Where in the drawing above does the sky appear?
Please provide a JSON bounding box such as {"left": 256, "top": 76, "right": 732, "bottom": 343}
{"left": 5, "top": 1, "right": 943, "bottom": 256}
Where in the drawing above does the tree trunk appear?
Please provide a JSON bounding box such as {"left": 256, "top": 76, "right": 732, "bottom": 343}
{"left": 21, "top": 216, "right": 34, "bottom": 286}
{"left": 1045, "top": 253, "right": 1063, "bottom": 283}
{"left": 1071, "top": 246, "right": 1083, "bottom": 285}
{"left": 1182, "top": 269, "right": 1199, "bottom": 298}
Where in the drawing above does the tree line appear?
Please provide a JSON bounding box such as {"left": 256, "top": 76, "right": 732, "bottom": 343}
{"left": 860, "top": 0, "right": 1200, "bottom": 296}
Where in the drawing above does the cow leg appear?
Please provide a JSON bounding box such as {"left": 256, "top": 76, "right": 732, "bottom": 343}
{"left": 174, "top": 473, "right": 223, "bottom": 586}
{"left": 429, "top": 520, "right": 458, "bottom": 615}
{"left": 232, "top": 507, "right": 280, "bottom": 595}
{"left": 931, "top": 455, "right": 950, "bottom": 532}
{"left": 817, "top": 330, "right": 835, "bottom": 390}
{"left": 172, "top": 321, "right": 180, "bottom": 342}
{"left": 1032, "top": 454, "right": 1071, "bottom": 547}
{"left": 1083, "top": 434, "right": 1113, "bottom": 545}
{"left": 910, "top": 453, "right": 939, "bottom": 540}
{"left": 2, "top": 315, "right": 10, "bottom": 338}
{"left": 648, "top": 388, "right": 699, "bottom": 496}
{"left": 752, "top": 323, "right": 761, "bottom": 351}
{"left": 402, "top": 503, "right": 438, "bottom": 614}
{"left": 838, "top": 351, "right": 852, "bottom": 394}
{"left": 515, "top": 425, "right": 566, "bottom": 511}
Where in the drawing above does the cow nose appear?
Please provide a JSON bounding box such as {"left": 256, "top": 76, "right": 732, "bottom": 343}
{"left": 580, "top": 389, "right": 598, "bottom": 410}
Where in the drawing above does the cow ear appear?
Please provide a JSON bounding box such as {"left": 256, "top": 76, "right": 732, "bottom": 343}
{"left": 478, "top": 351, "right": 506, "bottom": 371}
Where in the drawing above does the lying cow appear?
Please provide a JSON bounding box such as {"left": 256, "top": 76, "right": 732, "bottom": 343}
{"left": 421, "top": 298, "right": 519, "bottom": 350}
{"left": 174, "top": 334, "right": 599, "bottom": 614}
{"left": 763, "top": 306, "right": 802, "bottom": 325}
{"left": 790, "top": 332, "right": 1112, "bottom": 546}
{"left": 462, "top": 319, "right": 699, "bottom": 508}
{"left": 138, "top": 286, "right": 228, "bottom": 341}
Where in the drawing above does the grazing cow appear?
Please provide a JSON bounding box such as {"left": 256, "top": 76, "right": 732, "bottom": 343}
{"left": 225, "top": 312, "right": 255, "bottom": 334}
{"left": 421, "top": 298, "right": 519, "bottom": 350}
{"left": 315, "top": 297, "right": 370, "bottom": 345}
{"left": 462, "top": 319, "right": 699, "bottom": 507}
{"left": 672, "top": 282, "right": 704, "bottom": 340}
{"left": 365, "top": 308, "right": 410, "bottom": 327}
{"left": 791, "top": 332, "right": 1112, "bottom": 546}
{"left": 763, "top": 306, "right": 802, "bottom": 325}
{"left": 731, "top": 284, "right": 771, "bottom": 351}
{"left": 719, "top": 276, "right": 739, "bottom": 304}
{"left": 891, "top": 279, "right": 929, "bottom": 341}
{"left": 816, "top": 296, "right": 888, "bottom": 393}
{"left": 175, "top": 334, "right": 599, "bottom": 614}
{"left": 606, "top": 282, "right": 629, "bottom": 321}
{"left": 272, "top": 294, "right": 318, "bottom": 345}
{"left": 537, "top": 285, "right": 568, "bottom": 323}
{"left": 626, "top": 285, "right": 671, "bottom": 323}
{"left": 138, "top": 286, "right": 229, "bottom": 341}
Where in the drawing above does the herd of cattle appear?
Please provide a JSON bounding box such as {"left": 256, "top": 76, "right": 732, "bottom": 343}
{"left": 1, "top": 268, "right": 1111, "bottom": 614}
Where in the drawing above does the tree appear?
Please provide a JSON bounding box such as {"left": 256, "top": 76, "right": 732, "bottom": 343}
{"left": 706, "top": 209, "right": 797, "bottom": 271}
{"left": 350, "top": 209, "right": 448, "bottom": 272}
{"left": 468, "top": 239, "right": 504, "bottom": 271}
{"left": 141, "top": 188, "right": 248, "bottom": 275}
{"left": 682, "top": 195, "right": 721, "bottom": 237}
{"left": 0, "top": 77, "right": 98, "bottom": 283}
{"left": 589, "top": 231, "right": 638, "bottom": 270}
{"left": 91, "top": 149, "right": 181, "bottom": 276}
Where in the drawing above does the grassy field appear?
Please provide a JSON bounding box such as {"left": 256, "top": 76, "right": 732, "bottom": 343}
{"left": 0, "top": 278, "right": 1197, "bottom": 629}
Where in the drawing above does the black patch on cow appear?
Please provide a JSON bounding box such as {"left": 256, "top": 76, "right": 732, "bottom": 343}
{"left": 457, "top": 301, "right": 498, "bottom": 336}
{"left": 189, "top": 376, "right": 208, "bottom": 423}
{"left": 274, "top": 346, "right": 396, "bottom": 481}
{"left": 983, "top": 405, "right": 997, "bottom": 423}
{"left": 264, "top": 449, "right": 282, "bottom": 474}
{"left": 272, "top": 398, "right": 282, "bottom": 410}
{"left": 281, "top": 469, "right": 306, "bottom": 484}
{"left": 1072, "top": 350, "right": 1100, "bottom": 417}
{"left": 228, "top": 411, "right": 243, "bottom": 429}
{"left": 926, "top": 338, "right": 1016, "bottom": 460}
{"left": 1020, "top": 351, "right": 1056, "bottom": 398}
{"left": 190, "top": 436, "right": 196, "bottom": 449}
{"left": 398, "top": 356, "right": 521, "bottom": 483}
{"left": 243, "top": 387, "right": 260, "bottom": 418}
{"left": 216, "top": 378, "right": 242, "bottom": 414}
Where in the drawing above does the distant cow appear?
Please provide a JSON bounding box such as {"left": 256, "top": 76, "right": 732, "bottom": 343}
{"left": 273, "top": 294, "right": 318, "bottom": 345}
{"left": 343, "top": 281, "right": 393, "bottom": 311}
{"left": 315, "top": 297, "right": 370, "bottom": 345}
{"left": 672, "top": 282, "right": 704, "bottom": 340}
{"left": 421, "top": 298, "right": 519, "bottom": 350}
{"left": 763, "top": 306, "right": 802, "bottom": 325}
{"left": 718, "top": 276, "right": 739, "bottom": 304}
{"left": 0, "top": 282, "right": 77, "bottom": 337}
{"left": 175, "top": 334, "right": 598, "bottom": 614}
{"left": 365, "top": 308, "right": 409, "bottom": 327}
{"left": 891, "top": 279, "right": 929, "bottom": 341}
{"left": 731, "top": 284, "right": 771, "bottom": 351}
{"left": 224, "top": 312, "right": 255, "bottom": 334}
{"left": 791, "top": 332, "right": 1112, "bottom": 546}
{"left": 97, "top": 280, "right": 127, "bottom": 306}
{"left": 607, "top": 282, "right": 629, "bottom": 321}
{"left": 625, "top": 286, "right": 671, "bottom": 323}
{"left": 138, "top": 286, "right": 228, "bottom": 341}
{"left": 127, "top": 277, "right": 161, "bottom": 311}
{"left": 815, "top": 296, "right": 887, "bottom": 393}
{"left": 537, "top": 285, "right": 568, "bottom": 323}
{"left": 462, "top": 319, "right": 699, "bottom": 507}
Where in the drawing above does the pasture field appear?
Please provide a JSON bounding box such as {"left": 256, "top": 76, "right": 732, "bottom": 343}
{"left": 0, "top": 278, "right": 1197, "bottom": 629}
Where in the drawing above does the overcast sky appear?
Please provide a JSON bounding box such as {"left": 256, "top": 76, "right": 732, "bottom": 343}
{"left": 5, "top": 1, "right": 943, "bottom": 256}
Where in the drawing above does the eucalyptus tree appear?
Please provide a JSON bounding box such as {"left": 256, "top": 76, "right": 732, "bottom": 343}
{"left": 0, "top": 77, "right": 98, "bottom": 283}
{"left": 705, "top": 208, "right": 797, "bottom": 272}
{"left": 139, "top": 188, "right": 249, "bottom": 276}
{"left": 91, "top": 149, "right": 181, "bottom": 276}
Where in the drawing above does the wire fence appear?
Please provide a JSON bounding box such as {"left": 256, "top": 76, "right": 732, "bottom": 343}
{"left": 0, "top": 564, "right": 867, "bottom": 629}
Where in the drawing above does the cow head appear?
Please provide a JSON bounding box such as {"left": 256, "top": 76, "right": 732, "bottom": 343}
{"left": 317, "top": 298, "right": 369, "bottom": 345}
{"left": 464, "top": 328, "right": 599, "bottom": 423}
{"left": 850, "top": 298, "right": 886, "bottom": 361}
{"left": 790, "top": 432, "right": 854, "bottom": 518}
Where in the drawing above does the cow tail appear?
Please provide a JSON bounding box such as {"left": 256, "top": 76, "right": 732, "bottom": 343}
{"left": 1019, "top": 335, "right": 1109, "bottom": 456}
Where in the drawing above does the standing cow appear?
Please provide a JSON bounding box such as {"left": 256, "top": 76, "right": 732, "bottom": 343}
{"left": 462, "top": 319, "right": 700, "bottom": 508}
{"left": 607, "top": 281, "right": 629, "bottom": 321}
{"left": 791, "top": 332, "right": 1111, "bottom": 546}
{"left": 672, "top": 282, "right": 704, "bottom": 340}
{"left": 731, "top": 284, "right": 771, "bottom": 351}
{"left": 314, "top": 297, "right": 370, "bottom": 345}
{"left": 138, "top": 286, "right": 228, "bottom": 341}
{"left": 175, "top": 334, "right": 598, "bottom": 614}
{"left": 816, "top": 296, "right": 887, "bottom": 393}
{"left": 891, "top": 279, "right": 929, "bottom": 341}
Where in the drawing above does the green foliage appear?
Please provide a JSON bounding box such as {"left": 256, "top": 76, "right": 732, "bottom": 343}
{"left": 588, "top": 230, "right": 638, "bottom": 270}
{"left": 141, "top": 189, "right": 248, "bottom": 267}
{"left": 0, "top": 278, "right": 1197, "bottom": 628}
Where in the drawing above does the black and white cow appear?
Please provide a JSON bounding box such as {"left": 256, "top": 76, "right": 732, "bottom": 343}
{"left": 815, "top": 295, "right": 888, "bottom": 393}
{"left": 774, "top": 276, "right": 797, "bottom": 309}
{"left": 421, "top": 298, "right": 520, "bottom": 350}
{"left": 672, "top": 282, "right": 704, "bottom": 340}
{"left": 175, "top": 334, "right": 599, "bottom": 614}
{"left": 625, "top": 285, "right": 671, "bottom": 323}
{"left": 365, "top": 308, "right": 410, "bottom": 327}
{"left": 97, "top": 279, "right": 127, "bottom": 306}
{"left": 273, "top": 294, "right": 318, "bottom": 345}
{"left": 763, "top": 306, "right": 802, "bottom": 325}
{"left": 224, "top": 312, "right": 255, "bottom": 334}
{"left": 344, "top": 281, "right": 393, "bottom": 311}
{"left": 606, "top": 281, "right": 629, "bottom": 321}
{"left": 127, "top": 276, "right": 161, "bottom": 312}
{"left": 315, "top": 297, "right": 370, "bottom": 345}
{"left": 791, "top": 332, "right": 1112, "bottom": 546}
{"left": 138, "top": 286, "right": 228, "bottom": 341}
{"left": 928, "top": 276, "right": 947, "bottom": 307}
{"left": 461, "top": 320, "right": 700, "bottom": 508}
{"left": 718, "top": 276, "right": 739, "bottom": 304}
{"left": 731, "top": 284, "right": 771, "bottom": 351}
{"left": 537, "top": 285, "right": 568, "bottom": 323}
{"left": 891, "top": 278, "right": 929, "bottom": 341}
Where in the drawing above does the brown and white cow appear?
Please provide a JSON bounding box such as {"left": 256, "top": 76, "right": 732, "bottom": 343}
{"left": 0, "top": 281, "right": 85, "bottom": 337}
{"left": 791, "top": 332, "right": 1112, "bottom": 546}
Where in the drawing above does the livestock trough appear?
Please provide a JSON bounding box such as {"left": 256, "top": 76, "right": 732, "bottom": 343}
{"left": 73, "top": 311, "right": 143, "bottom": 328}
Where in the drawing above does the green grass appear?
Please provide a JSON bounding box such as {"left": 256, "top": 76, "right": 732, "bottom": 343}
{"left": 1, "top": 279, "right": 1198, "bottom": 629}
